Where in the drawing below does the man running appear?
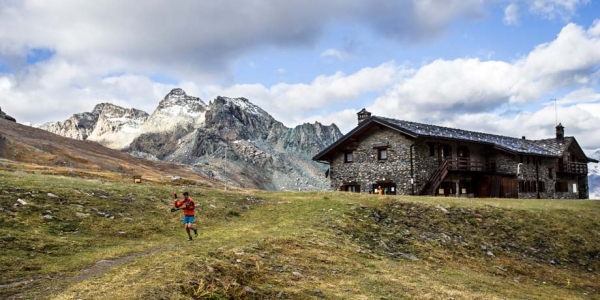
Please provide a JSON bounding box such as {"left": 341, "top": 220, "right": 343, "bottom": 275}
{"left": 174, "top": 191, "right": 198, "bottom": 241}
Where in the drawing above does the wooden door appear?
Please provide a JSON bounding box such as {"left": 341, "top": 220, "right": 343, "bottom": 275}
{"left": 478, "top": 176, "right": 491, "bottom": 198}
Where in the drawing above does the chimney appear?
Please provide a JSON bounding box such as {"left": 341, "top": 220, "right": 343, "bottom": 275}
{"left": 556, "top": 123, "right": 564, "bottom": 141}
{"left": 357, "top": 108, "right": 372, "bottom": 124}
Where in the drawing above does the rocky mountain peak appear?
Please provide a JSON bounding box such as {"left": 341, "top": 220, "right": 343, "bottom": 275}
{"left": 169, "top": 88, "right": 186, "bottom": 96}
{"left": 212, "top": 96, "right": 266, "bottom": 116}
{"left": 39, "top": 103, "right": 149, "bottom": 149}
{"left": 158, "top": 88, "right": 206, "bottom": 110}
{"left": 206, "top": 96, "right": 284, "bottom": 141}
{"left": 279, "top": 121, "right": 343, "bottom": 157}
{"left": 139, "top": 88, "right": 208, "bottom": 135}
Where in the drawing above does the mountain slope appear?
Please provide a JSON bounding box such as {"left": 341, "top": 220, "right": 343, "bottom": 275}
{"left": 40, "top": 89, "right": 342, "bottom": 190}
{"left": 0, "top": 118, "right": 215, "bottom": 185}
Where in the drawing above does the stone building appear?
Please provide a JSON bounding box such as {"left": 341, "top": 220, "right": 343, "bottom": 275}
{"left": 313, "top": 109, "right": 597, "bottom": 199}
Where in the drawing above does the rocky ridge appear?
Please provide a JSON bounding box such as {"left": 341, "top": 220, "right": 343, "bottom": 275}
{"left": 39, "top": 89, "right": 343, "bottom": 190}
{"left": 0, "top": 108, "right": 16, "bottom": 122}
{"left": 40, "top": 103, "right": 149, "bottom": 149}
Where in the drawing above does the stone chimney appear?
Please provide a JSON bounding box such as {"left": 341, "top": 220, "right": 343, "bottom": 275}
{"left": 357, "top": 108, "right": 371, "bottom": 124}
{"left": 556, "top": 123, "right": 564, "bottom": 141}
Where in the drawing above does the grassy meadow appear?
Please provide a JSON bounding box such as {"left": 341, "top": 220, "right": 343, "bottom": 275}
{"left": 1, "top": 167, "right": 599, "bottom": 299}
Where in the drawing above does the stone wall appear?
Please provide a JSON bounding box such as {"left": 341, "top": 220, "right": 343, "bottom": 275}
{"left": 328, "top": 126, "right": 587, "bottom": 199}
{"left": 516, "top": 157, "right": 555, "bottom": 199}
{"left": 330, "top": 126, "right": 414, "bottom": 194}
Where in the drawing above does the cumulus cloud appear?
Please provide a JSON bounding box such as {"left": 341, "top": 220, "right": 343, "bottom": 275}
{"left": 0, "top": 0, "right": 598, "bottom": 151}
{"left": 354, "top": 20, "right": 600, "bottom": 148}
{"left": 192, "top": 62, "right": 401, "bottom": 126}
{"left": 0, "top": 0, "right": 488, "bottom": 80}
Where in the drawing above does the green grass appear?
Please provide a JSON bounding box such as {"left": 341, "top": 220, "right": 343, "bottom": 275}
{"left": 1, "top": 170, "right": 599, "bottom": 299}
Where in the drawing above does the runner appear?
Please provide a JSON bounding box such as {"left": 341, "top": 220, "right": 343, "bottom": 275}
{"left": 174, "top": 192, "right": 198, "bottom": 241}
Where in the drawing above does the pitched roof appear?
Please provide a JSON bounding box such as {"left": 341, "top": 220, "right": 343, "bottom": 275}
{"left": 314, "top": 116, "right": 564, "bottom": 161}
{"left": 532, "top": 137, "right": 599, "bottom": 163}
{"left": 376, "top": 117, "right": 557, "bottom": 156}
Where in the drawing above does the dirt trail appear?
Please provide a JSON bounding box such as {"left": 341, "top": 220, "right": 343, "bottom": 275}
{"left": 66, "top": 247, "right": 167, "bottom": 283}
{"left": 1, "top": 246, "right": 168, "bottom": 299}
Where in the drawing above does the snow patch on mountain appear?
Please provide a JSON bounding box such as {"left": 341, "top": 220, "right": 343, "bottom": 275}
{"left": 217, "top": 97, "right": 265, "bottom": 116}
{"left": 86, "top": 103, "right": 149, "bottom": 149}
{"left": 142, "top": 88, "right": 207, "bottom": 133}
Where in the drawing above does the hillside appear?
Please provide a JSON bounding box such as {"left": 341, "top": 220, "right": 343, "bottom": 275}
{"left": 0, "top": 118, "right": 221, "bottom": 187}
{"left": 1, "top": 169, "right": 598, "bottom": 299}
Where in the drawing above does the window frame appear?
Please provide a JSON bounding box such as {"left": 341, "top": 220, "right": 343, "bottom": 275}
{"left": 373, "top": 145, "right": 389, "bottom": 161}
{"left": 428, "top": 143, "right": 435, "bottom": 156}
{"left": 378, "top": 148, "right": 387, "bottom": 160}
{"left": 344, "top": 151, "right": 354, "bottom": 163}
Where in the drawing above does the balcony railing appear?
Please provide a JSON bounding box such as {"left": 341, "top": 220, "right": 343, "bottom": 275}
{"left": 446, "top": 157, "right": 497, "bottom": 172}
{"left": 557, "top": 162, "right": 588, "bottom": 174}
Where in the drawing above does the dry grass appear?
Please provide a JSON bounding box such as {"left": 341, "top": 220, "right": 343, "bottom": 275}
{"left": 1, "top": 168, "right": 598, "bottom": 299}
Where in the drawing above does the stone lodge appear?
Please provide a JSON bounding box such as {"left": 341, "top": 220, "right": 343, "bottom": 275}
{"left": 313, "top": 109, "right": 597, "bottom": 199}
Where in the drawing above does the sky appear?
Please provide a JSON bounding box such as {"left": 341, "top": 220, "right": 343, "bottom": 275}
{"left": 1, "top": 0, "right": 600, "bottom": 151}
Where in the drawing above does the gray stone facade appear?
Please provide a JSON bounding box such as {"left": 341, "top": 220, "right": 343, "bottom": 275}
{"left": 316, "top": 113, "right": 595, "bottom": 199}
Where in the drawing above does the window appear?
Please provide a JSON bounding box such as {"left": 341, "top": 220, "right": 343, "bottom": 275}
{"left": 440, "top": 144, "right": 451, "bottom": 159}
{"left": 573, "top": 183, "right": 577, "bottom": 193}
{"left": 519, "top": 180, "right": 525, "bottom": 192}
{"left": 378, "top": 148, "right": 387, "bottom": 160}
{"left": 344, "top": 152, "right": 353, "bottom": 163}
{"left": 342, "top": 184, "right": 360, "bottom": 193}
{"left": 428, "top": 143, "right": 435, "bottom": 156}
{"left": 548, "top": 167, "right": 553, "bottom": 179}
{"left": 539, "top": 181, "right": 546, "bottom": 193}
{"left": 556, "top": 181, "right": 568, "bottom": 193}
{"left": 519, "top": 180, "right": 538, "bottom": 193}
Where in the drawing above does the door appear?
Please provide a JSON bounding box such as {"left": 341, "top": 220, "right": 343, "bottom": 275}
{"left": 478, "top": 176, "right": 491, "bottom": 198}
{"left": 438, "top": 144, "right": 452, "bottom": 166}
{"left": 373, "top": 182, "right": 397, "bottom": 195}
{"left": 457, "top": 146, "right": 470, "bottom": 170}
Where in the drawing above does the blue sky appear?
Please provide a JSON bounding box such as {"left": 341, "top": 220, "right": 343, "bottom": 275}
{"left": 1, "top": 0, "right": 600, "bottom": 150}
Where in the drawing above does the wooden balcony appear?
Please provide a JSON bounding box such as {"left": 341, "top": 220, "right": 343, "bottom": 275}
{"left": 446, "top": 157, "right": 497, "bottom": 172}
{"left": 557, "top": 162, "right": 588, "bottom": 174}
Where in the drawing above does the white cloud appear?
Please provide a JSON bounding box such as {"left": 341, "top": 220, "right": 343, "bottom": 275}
{"left": 0, "top": 1, "right": 598, "bottom": 151}
{"left": 557, "top": 87, "right": 600, "bottom": 105}
{"left": 504, "top": 3, "right": 520, "bottom": 26}
{"left": 320, "top": 48, "right": 352, "bottom": 61}
{"left": 363, "top": 20, "right": 600, "bottom": 147}
{"left": 0, "top": 0, "right": 489, "bottom": 79}
{"left": 187, "top": 62, "right": 400, "bottom": 128}
{"left": 527, "top": 0, "right": 590, "bottom": 21}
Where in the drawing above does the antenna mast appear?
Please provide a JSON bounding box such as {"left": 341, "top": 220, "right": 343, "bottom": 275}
{"left": 553, "top": 99, "right": 557, "bottom": 125}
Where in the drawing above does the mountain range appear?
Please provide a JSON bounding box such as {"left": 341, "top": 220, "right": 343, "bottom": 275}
{"left": 40, "top": 88, "right": 342, "bottom": 190}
